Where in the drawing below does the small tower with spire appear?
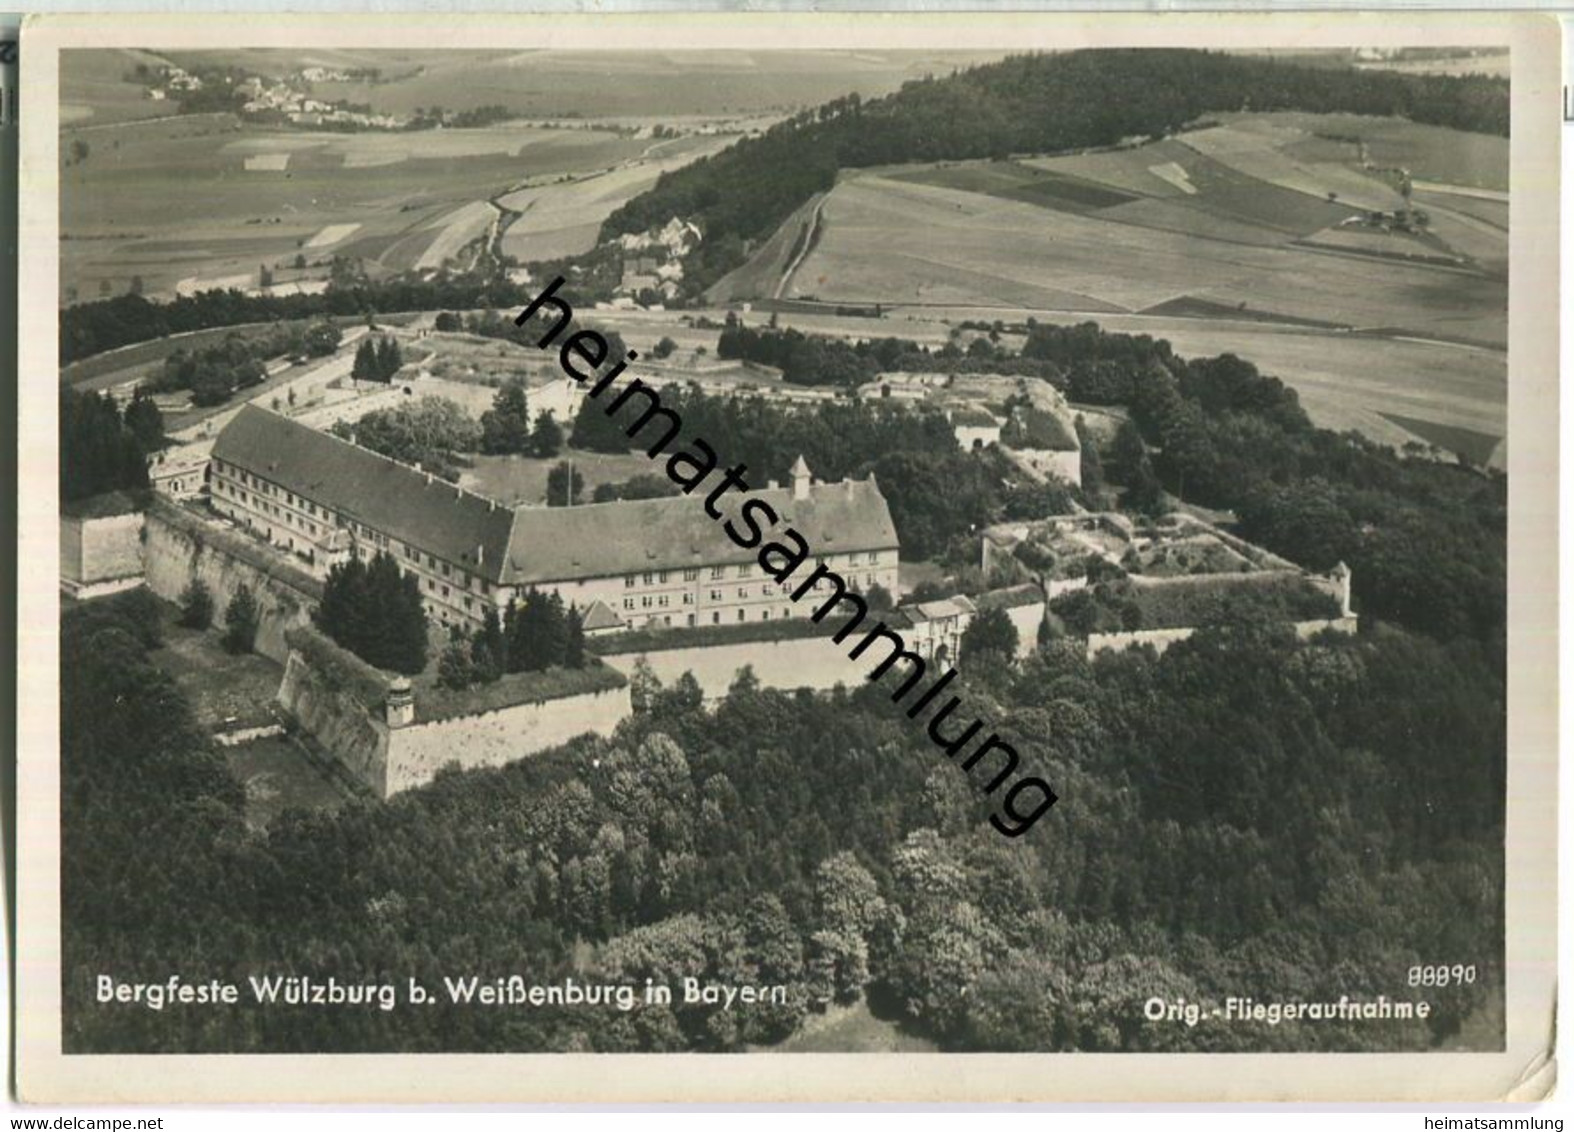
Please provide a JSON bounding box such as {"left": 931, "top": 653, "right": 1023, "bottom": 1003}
{"left": 790, "top": 454, "right": 813, "bottom": 501}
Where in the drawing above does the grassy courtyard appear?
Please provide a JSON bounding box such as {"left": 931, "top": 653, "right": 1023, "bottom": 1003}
{"left": 150, "top": 607, "right": 285, "bottom": 732}
{"left": 459, "top": 447, "right": 656, "bottom": 507}
{"left": 225, "top": 735, "right": 359, "bottom": 832}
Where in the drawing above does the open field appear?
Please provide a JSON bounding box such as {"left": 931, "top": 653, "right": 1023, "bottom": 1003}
{"left": 1179, "top": 121, "right": 1406, "bottom": 213}
{"left": 59, "top": 116, "right": 653, "bottom": 302}
{"left": 1022, "top": 310, "right": 1506, "bottom": 468}
{"left": 705, "top": 192, "right": 826, "bottom": 304}
{"left": 786, "top": 172, "right": 1506, "bottom": 346}
{"left": 1024, "top": 139, "right": 1356, "bottom": 236}
{"left": 498, "top": 136, "right": 731, "bottom": 263}
{"left": 888, "top": 160, "right": 1138, "bottom": 213}
{"left": 60, "top": 48, "right": 181, "bottom": 126}
{"left": 245, "top": 48, "right": 1013, "bottom": 119}
{"left": 1209, "top": 110, "right": 1509, "bottom": 192}
{"left": 1358, "top": 51, "right": 1511, "bottom": 79}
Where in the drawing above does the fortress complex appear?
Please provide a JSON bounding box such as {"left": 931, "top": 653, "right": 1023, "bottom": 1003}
{"left": 208, "top": 405, "right": 900, "bottom": 633}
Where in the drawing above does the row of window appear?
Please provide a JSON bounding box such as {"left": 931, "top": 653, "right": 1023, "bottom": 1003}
{"left": 620, "top": 573, "right": 884, "bottom": 614}
{"left": 219, "top": 465, "right": 493, "bottom": 598}
{"left": 639, "top": 606, "right": 789, "bottom": 630}
{"left": 621, "top": 551, "right": 884, "bottom": 590}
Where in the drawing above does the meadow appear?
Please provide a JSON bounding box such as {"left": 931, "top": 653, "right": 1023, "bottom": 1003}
{"left": 705, "top": 192, "right": 826, "bottom": 304}
{"left": 59, "top": 114, "right": 654, "bottom": 303}
{"left": 1022, "top": 310, "right": 1507, "bottom": 468}
{"left": 1210, "top": 110, "right": 1510, "bottom": 192}
{"left": 459, "top": 449, "right": 655, "bottom": 507}
{"left": 60, "top": 47, "right": 182, "bottom": 126}
{"left": 287, "top": 48, "right": 1011, "bottom": 119}
{"left": 497, "top": 135, "right": 731, "bottom": 263}
{"left": 787, "top": 172, "right": 1506, "bottom": 346}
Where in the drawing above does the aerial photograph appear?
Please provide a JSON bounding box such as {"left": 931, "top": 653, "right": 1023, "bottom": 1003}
{"left": 56, "top": 44, "right": 1509, "bottom": 1057}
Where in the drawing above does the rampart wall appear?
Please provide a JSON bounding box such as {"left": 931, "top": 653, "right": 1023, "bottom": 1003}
{"left": 142, "top": 500, "right": 321, "bottom": 664}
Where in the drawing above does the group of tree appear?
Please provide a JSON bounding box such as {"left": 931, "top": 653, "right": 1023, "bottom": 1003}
{"left": 716, "top": 319, "right": 1062, "bottom": 389}
{"left": 61, "top": 273, "right": 528, "bottom": 365}
{"left": 478, "top": 382, "right": 564, "bottom": 459}
{"left": 716, "top": 320, "right": 878, "bottom": 387}
{"left": 957, "top": 605, "right": 1019, "bottom": 665}
{"left": 222, "top": 583, "right": 261, "bottom": 654}
{"left": 137, "top": 321, "right": 343, "bottom": 408}
{"left": 60, "top": 388, "right": 156, "bottom": 503}
{"left": 602, "top": 49, "right": 1508, "bottom": 297}
{"left": 1065, "top": 334, "right": 1504, "bottom": 646}
{"left": 150, "top": 334, "right": 270, "bottom": 407}
{"left": 438, "top": 590, "right": 587, "bottom": 688}
{"left": 406, "top": 104, "right": 514, "bottom": 130}
{"left": 314, "top": 552, "right": 429, "bottom": 674}
{"left": 330, "top": 396, "right": 481, "bottom": 482}
{"left": 61, "top": 584, "right": 1504, "bottom": 1055}
{"left": 351, "top": 336, "right": 404, "bottom": 383}
{"left": 573, "top": 381, "right": 1069, "bottom": 561}
{"left": 545, "top": 460, "right": 585, "bottom": 507}
{"left": 591, "top": 473, "right": 682, "bottom": 504}
{"left": 633, "top": 312, "right": 1506, "bottom": 648}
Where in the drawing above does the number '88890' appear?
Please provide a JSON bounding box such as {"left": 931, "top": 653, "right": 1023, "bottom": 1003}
{"left": 1408, "top": 964, "right": 1476, "bottom": 987}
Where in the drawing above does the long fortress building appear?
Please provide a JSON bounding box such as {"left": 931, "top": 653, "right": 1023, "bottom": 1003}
{"left": 208, "top": 405, "right": 900, "bottom": 632}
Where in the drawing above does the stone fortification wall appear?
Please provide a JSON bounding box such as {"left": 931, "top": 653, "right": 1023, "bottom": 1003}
{"left": 384, "top": 685, "right": 632, "bottom": 796}
{"left": 142, "top": 499, "right": 321, "bottom": 664}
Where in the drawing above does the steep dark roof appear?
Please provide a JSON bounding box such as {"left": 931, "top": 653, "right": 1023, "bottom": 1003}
{"left": 212, "top": 407, "right": 899, "bottom": 588}
{"left": 212, "top": 406, "right": 515, "bottom": 580}
{"left": 501, "top": 477, "right": 897, "bottom": 585}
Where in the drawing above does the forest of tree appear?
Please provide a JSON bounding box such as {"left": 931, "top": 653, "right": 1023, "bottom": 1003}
{"left": 601, "top": 49, "right": 1510, "bottom": 296}
{"left": 441, "top": 590, "right": 588, "bottom": 689}
{"left": 62, "top": 585, "right": 1504, "bottom": 1054}
{"left": 60, "top": 388, "right": 157, "bottom": 504}
{"left": 571, "top": 380, "right": 1067, "bottom": 562}
{"left": 671, "top": 318, "right": 1506, "bottom": 650}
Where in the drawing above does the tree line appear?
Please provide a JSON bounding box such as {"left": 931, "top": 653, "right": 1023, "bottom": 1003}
{"left": 438, "top": 590, "right": 588, "bottom": 690}
{"left": 602, "top": 48, "right": 1509, "bottom": 297}
{"left": 61, "top": 586, "right": 1503, "bottom": 1055}
{"left": 567, "top": 380, "right": 1074, "bottom": 561}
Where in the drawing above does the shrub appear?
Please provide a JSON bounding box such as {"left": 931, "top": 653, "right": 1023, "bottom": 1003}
{"left": 222, "top": 583, "right": 260, "bottom": 654}
{"left": 178, "top": 579, "right": 214, "bottom": 630}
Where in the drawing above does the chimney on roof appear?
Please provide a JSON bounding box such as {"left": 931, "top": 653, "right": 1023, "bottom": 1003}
{"left": 791, "top": 455, "right": 812, "bottom": 502}
{"left": 477, "top": 544, "right": 485, "bottom": 565}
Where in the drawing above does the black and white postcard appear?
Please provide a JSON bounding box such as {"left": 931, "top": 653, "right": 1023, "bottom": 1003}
{"left": 14, "top": 10, "right": 1559, "bottom": 1104}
